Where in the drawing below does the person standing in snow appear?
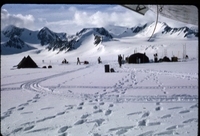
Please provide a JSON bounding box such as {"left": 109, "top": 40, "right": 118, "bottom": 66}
{"left": 98, "top": 56, "right": 102, "bottom": 64}
{"left": 118, "top": 54, "right": 122, "bottom": 67}
{"left": 154, "top": 53, "right": 158, "bottom": 62}
{"left": 77, "top": 57, "right": 81, "bottom": 65}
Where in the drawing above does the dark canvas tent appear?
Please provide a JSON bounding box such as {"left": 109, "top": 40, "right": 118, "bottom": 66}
{"left": 128, "top": 53, "right": 149, "bottom": 63}
{"left": 17, "top": 55, "right": 38, "bottom": 68}
{"left": 159, "top": 56, "right": 171, "bottom": 62}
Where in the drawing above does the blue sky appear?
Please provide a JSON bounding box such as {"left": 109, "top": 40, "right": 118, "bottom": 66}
{"left": 1, "top": 4, "right": 196, "bottom": 35}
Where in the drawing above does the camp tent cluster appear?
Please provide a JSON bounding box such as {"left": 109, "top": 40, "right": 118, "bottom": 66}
{"left": 17, "top": 55, "right": 38, "bottom": 69}
{"left": 126, "top": 53, "right": 181, "bottom": 64}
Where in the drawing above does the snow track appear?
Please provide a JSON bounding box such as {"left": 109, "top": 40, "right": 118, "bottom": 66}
{"left": 19, "top": 65, "right": 92, "bottom": 93}
{"left": 2, "top": 63, "right": 198, "bottom": 103}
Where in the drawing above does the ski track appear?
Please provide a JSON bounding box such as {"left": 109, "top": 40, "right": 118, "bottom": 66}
{"left": 1, "top": 64, "right": 198, "bottom": 103}
{"left": 1, "top": 63, "right": 198, "bottom": 136}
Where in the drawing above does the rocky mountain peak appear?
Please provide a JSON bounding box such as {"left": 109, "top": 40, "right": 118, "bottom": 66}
{"left": 2, "top": 25, "right": 24, "bottom": 38}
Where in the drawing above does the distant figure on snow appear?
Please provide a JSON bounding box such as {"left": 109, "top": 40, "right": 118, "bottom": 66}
{"left": 77, "top": 57, "right": 81, "bottom": 65}
{"left": 98, "top": 56, "right": 102, "bottom": 64}
{"left": 154, "top": 53, "right": 158, "bottom": 62}
{"left": 62, "top": 58, "right": 68, "bottom": 64}
{"left": 118, "top": 54, "right": 122, "bottom": 67}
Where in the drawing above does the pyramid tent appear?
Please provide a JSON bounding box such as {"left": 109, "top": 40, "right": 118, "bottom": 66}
{"left": 17, "top": 55, "right": 38, "bottom": 68}
{"left": 128, "top": 53, "right": 149, "bottom": 63}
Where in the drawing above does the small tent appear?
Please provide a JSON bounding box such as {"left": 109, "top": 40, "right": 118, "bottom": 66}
{"left": 128, "top": 53, "right": 149, "bottom": 63}
{"left": 17, "top": 55, "right": 38, "bottom": 68}
{"left": 160, "top": 56, "right": 170, "bottom": 62}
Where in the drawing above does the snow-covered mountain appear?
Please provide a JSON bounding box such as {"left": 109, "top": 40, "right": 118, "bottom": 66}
{"left": 37, "top": 27, "right": 67, "bottom": 46}
{"left": 1, "top": 22, "right": 198, "bottom": 55}
{"left": 1, "top": 25, "right": 39, "bottom": 44}
{"left": 107, "top": 22, "right": 198, "bottom": 39}
{"left": 1, "top": 25, "right": 114, "bottom": 55}
{"left": 69, "top": 27, "right": 113, "bottom": 49}
{"left": 162, "top": 24, "right": 198, "bottom": 38}
{"left": 105, "top": 23, "right": 148, "bottom": 37}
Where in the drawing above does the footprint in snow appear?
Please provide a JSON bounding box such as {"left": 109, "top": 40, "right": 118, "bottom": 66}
{"left": 1, "top": 107, "right": 17, "bottom": 120}
{"left": 108, "top": 126, "right": 134, "bottom": 134}
{"left": 190, "top": 103, "right": 198, "bottom": 109}
{"left": 137, "top": 131, "right": 154, "bottom": 136}
{"left": 179, "top": 110, "right": 190, "bottom": 114}
{"left": 33, "top": 95, "right": 40, "bottom": 100}
{"left": 168, "top": 106, "right": 182, "bottom": 110}
{"left": 154, "top": 130, "right": 174, "bottom": 135}
{"left": 23, "top": 125, "right": 35, "bottom": 131}
{"left": 99, "top": 102, "right": 104, "bottom": 105}
{"left": 32, "top": 100, "right": 37, "bottom": 103}
{"left": 182, "top": 118, "right": 198, "bottom": 123}
{"left": 166, "top": 125, "right": 184, "bottom": 130}
{"left": 105, "top": 109, "right": 112, "bottom": 116}
{"left": 1, "top": 114, "right": 10, "bottom": 120}
{"left": 18, "top": 103, "right": 29, "bottom": 107}
{"left": 109, "top": 104, "right": 114, "bottom": 107}
{"left": 138, "top": 119, "right": 147, "bottom": 126}
{"left": 147, "top": 121, "right": 161, "bottom": 126}
{"left": 68, "top": 90, "right": 72, "bottom": 93}
{"left": 156, "top": 102, "right": 160, "bottom": 105}
{"left": 20, "top": 121, "right": 35, "bottom": 126}
{"left": 12, "top": 127, "right": 23, "bottom": 133}
{"left": 56, "top": 111, "right": 66, "bottom": 116}
{"left": 116, "top": 129, "right": 128, "bottom": 135}
{"left": 93, "top": 133, "right": 101, "bottom": 136}
{"left": 17, "top": 107, "right": 24, "bottom": 111}
{"left": 127, "top": 111, "right": 142, "bottom": 116}
{"left": 36, "top": 115, "right": 56, "bottom": 123}
{"left": 79, "top": 102, "right": 84, "bottom": 106}
{"left": 26, "top": 127, "right": 50, "bottom": 133}
{"left": 160, "top": 114, "right": 171, "bottom": 119}
{"left": 93, "top": 109, "right": 103, "bottom": 114}
{"left": 87, "top": 118, "right": 105, "bottom": 126}
{"left": 77, "top": 107, "right": 82, "bottom": 110}
{"left": 81, "top": 113, "right": 91, "bottom": 119}
{"left": 58, "top": 133, "right": 68, "bottom": 136}
{"left": 74, "top": 119, "right": 85, "bottom": 125}
{"left": 58, "top": 126, "right": 70, "bottom": 133}
{"left": 65, "top": 105, "right": 74, "bottom": 110}
{"left": 93, "top": 105, "right": 98, "bottom": 109}
{"left": 155, "top": 106, "right": 161, "bottom": 111}
{"left": 8, "top": 107, "right": 16, "bottom": 110}
{"left": 141, "top": 111, "right": 150, "bottom": 118}
{"left": 27, "top": 100, "right": 32, "bottom": 102}
{"left": 21, "top": 111, "right": 33, "bottom": 115}
{"left": 40, "top": 107, "right": 54, "bottom": 110}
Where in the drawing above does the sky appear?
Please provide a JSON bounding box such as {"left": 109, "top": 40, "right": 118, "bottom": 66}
{"left": 1, "top": 4, "right": 198, "bottom": 35}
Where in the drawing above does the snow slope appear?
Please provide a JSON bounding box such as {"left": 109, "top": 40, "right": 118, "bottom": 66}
{"left": 1, "top": 22, "right": 198, "bottom": 56}
{"left": 1, "top": 27, "right": 198, "bottom": 136}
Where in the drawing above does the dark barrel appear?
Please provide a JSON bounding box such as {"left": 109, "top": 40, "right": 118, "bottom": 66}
{"left": 104, "top": 64, "right": 110, "bottom": 73}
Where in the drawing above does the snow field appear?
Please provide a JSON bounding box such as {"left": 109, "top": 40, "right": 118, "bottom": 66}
{"left": 1, "top": 58, "right": 198, "bottom": 136}
{"left": 1, "top": 35, "right": 198, "bottom": 136}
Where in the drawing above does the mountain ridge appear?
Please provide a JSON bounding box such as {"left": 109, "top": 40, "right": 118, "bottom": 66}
{"left": 1, "top": 22, "right": 198, "bottom": 55}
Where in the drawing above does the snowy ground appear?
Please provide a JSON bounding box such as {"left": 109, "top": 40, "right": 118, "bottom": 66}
{"left": 1, "top": 37, "right": 198, "bottom": 136}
